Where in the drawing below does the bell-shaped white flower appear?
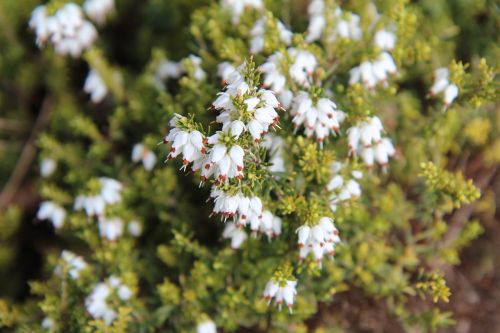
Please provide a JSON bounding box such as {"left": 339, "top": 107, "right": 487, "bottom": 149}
{"left": 429, "top": 67, "right": 459, "bottom": 108}
{"left": 60, "top": 250, "right": 87, "bottom": 279}
{"left": 290, "top": 91, "right": 346, "bottom": 144}
{"left": 260, "top": 48, "right": 317, "bottom": 93}
{"left": 222, "top": 222, "right": 248, "bottom": 249}
{"left": 250, "top": 18, "right": 292, "bottom": 54}
{"left": 329, "top": 8, "right": 362, "bottom": 42}
{"left": 40, "top": 158, "right": 57, "bottom": 177}
{"left": 164, "top": 116, "right": 207, "bottom": 170}
{"left": 83, "top": 0, "right": 114, "bottom": 24}
{"left": 296, "top": 217, "right": 340, "bottom": 266}
{"left": 132, "top": 143, "right": 157, "bottom": 171}
{"left": 374, "top": 29, "right": 396, "bottom": 51}
{"left": 197, "top": 320, "right": 217, "bottom": 333}
{"left": 37, "top": 201, "right": 66, "bottom": 229}
{"left": 349, "top": 52, "right": 397, "bottom": 89}
{"left": 84, "top": 69, "right": 108, "bottom": 103}
{"left": 127, "top": 220, "right": 142, "bottom": 237}
{"left": 263, "top": 279, "right": 297, "bottom": 313}
{"left": 98, "top": 217, "right": 124, "bottom": 241}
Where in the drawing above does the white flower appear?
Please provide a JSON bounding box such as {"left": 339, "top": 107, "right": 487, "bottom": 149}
{"left": 443, "top": 84, "right": 459, "bottom": 107}
{"left": 290, "top": 91, "right": 346, "bottom": 145}
{"left": 263, "top": 279, "right": 297, "bottom": 313}
{"left": 210, "top": 188, "right": 262, "bottom": 224}
{"left": 222, "top": 222, "right": 248, "bottom": 249}
{"left": 262, "top": 134, "right": 286, "bottom": 173}
{"left": 41, "top": 317, "right": 55, "bottom": 330}
{"left": 84, "top": 69, "right": 108, "bottom": 103}
{"left": 37, "top": 201, "right": 66, "bottom": 229}
{"left": 221, "top": 0, "right": 263, "bottom": 24}
{"left": 305, "top": 0, "right": 326, "bottom": 42}
{"left": 260, "top": 48, "right": 317, "bottom": 93}
{"left": 60, "top": 250, "right": 86, "bottom": 279}
{"left": 296, "top": 217, "right": 340, "bottom": 267}
{"left": 154, "top": 60, "right": 184, "bottom": 88}
{"left": 132, "top": 143, "right": 157, "bottom": 171}
{"left": 288, "top": 48, "right": 317, "bottom": 86}
{"left": 347, "top": 116, "right": 395, "bottom": 167}
{"left": 327, "top": 162, "right": 362, "bottom": 212}
{"left": 99, "top": 177, "right": 123, "bottom": 204}
{"left": 329, "top": 8, "right": 362, "bottom": 42}
{"left": 117, "top": 285, "right": 132, "bottom": 300}
{"left": 217, "top": 62, "right": 237, "bottom": 84}
{"left": 186, "top": 55, "right": 206, "bottom": 81}
{"left": 164, "top": 115, "right": 207, "bottom": 171}
{"left": 197, "top": 320, "right": 217, "bottom": 333}
{"left": 349, "top": 52, "right": 397, "bottom": 89}
{"left": 306, "top": 4, "right": 362, "bottom": 43}
{"left": 40, "top": 158, "right": 57, "bottom": 177}
{"left": 250, "top": 18, "right": 292, "bottom": 54}
{"left": 429, "top": 67, "right": 459, "bottom": 107}
{"left": 83, "top": 0, "right": 114, "bottom": 25}
{"left": 74, "top": 195, "right": 105, "bottom": 216}
{"left": 85, "top": 276, "right": 133, "bottom": 325}
{"left": 98, "top": 217, "right": 124, "bottom": 241}
{"left": 74, "top": 178, "right": 123, "bottom": 217}
{"left": 85, "top": 283, "right": 115, "bottom": 324}
{"left": 128, "top": 220, "right": 142, "bottom": 236}
{"left": 204, "top": 136, "right": 245, "bottom": 181}
{"left": 374, "top": 29, "right": 396, "bottom": 51}
{"left": 29, "top": 4, "right": 97, "bottom": 58}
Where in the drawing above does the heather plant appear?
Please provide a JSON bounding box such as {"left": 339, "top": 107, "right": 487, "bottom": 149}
{"left": 0, "top": 0, "right": 498, "bottom": 332}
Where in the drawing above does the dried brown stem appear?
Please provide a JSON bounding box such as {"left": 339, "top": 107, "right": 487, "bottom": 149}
{"left": 0, "top": 97, "right": 52, "bottom": 210}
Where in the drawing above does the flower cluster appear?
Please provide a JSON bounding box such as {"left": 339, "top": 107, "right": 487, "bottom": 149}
{"left": 213, "top": 66, "right": 281, "bottom": 142}
{"left": 250, "top": 17, "right": 292, "bottom": 54}
{"left": 29, "top": 3, "right": 97, "bottom": 57}
{"left": 85, "top": 276, "right": 133, "bottom": 325}
{"left": 98, "top": 217, "right": 124, "bottom": 241}
{"left": 211, "top": 188, "right": 281, "bottom": 244}
{"left": 263, "top": 279, "right": 297, "bottom": 313}
{"left": 164, "top": 115, "right": 207, "bottom": 169}
{"left": 260, "top": 48, "right": 318, "bottom": 93}
{"left": 74, "top": 177, "right": 123, "bottom": 217}
{"left": 296, "top": 217, "right": 340, "bottom": 267}
{"left": 327, "top": 162, "right": 362, "bottom": 212}
{"left": 221, "top": 0, "right": 263, "bottom": 23}
{"left": 185, "top": 55, "right": 206, "bottom": 81}
{"left": 290, "top": 91, "right": 346, "bottom": 144}
{"left": 57, "top": 250, "right": 87, "bottom": 279}
{"left": 306, "top": 1, "right": 362, "bottom": 43}
{"left": 429, "top": 68, "right": 459, "bottom": 108}
{"left": 347, "top": 116, "right": 395, "bottom": 167}
{"left": 349, "top": 52, "right": 397, "bottom": 89}
{"left": 374, "top": 29, "right": 397, "bottom": 51}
